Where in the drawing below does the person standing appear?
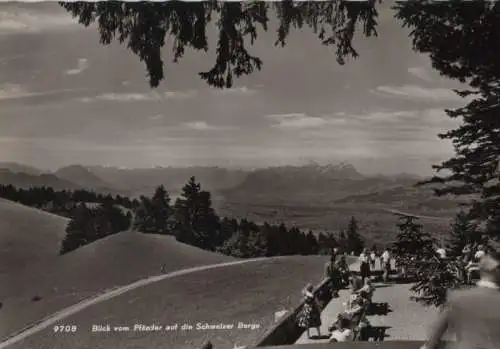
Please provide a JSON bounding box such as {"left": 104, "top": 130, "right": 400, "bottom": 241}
{"left": 436, "top": 246, "right": 447, "bottom": 259}
{"left": 325, "top": 254, "right": 341, "bottom": 298}
{"left": 297, "top": 284, "right": 322, "bottom": 339}
{"left": 358, "top": 248, "right": 370, "bottom": 283}
{"left": 381, "top": 248, "right": 391, "bottom": 282}
{"left": 421, "top": 251, "right": 500, "bottom": 349}
{"left": 369, "top": 249, "right": 377, "bottom": 270}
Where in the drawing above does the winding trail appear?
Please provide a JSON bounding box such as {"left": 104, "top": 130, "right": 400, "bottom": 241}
{"left": 0, "top": 257, "right": 272, "bottom": 349}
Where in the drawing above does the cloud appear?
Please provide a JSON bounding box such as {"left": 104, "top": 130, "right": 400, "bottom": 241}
{"left": 265, "top": 113, "right": 345, "bottom": 130}
{"left": 0, "top": 83, "right": 84, "bottom": 101}
{"left": 213, "top": 86, "right": 256, "bottom": 95}
{"left": 181, "top": 121, "right": 235, "bottom": 131}
{"left": 0, "top": 9, "right": 78, "bottom": 34}
{"left": 94, "top": 92, "right": 162, "bottom": 102}
{"left": 372, "top": 84, "right": 463, "bottom": 102}
{"left": 65, "top": 58, "right": 88, "bottom": 76}
{"left": 79, "top": 90, "right": 197, "bottom": 103}
{"left": 407, "top": 67, "right": 434, "bottom": 82}
{"left": 164, "top": 90, "right": 197, "bottom": 99}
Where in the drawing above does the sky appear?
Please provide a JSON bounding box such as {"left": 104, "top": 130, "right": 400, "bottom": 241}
{"left": 0, "top": 2, "right": 470, "bottom": 175}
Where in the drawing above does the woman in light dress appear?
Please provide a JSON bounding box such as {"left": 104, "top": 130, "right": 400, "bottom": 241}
{"left": 296, "top": 284, "right": 322, "bottom": 339}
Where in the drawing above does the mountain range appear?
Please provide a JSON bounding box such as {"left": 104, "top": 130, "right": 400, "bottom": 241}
{"left": 0, "top": 161, "right": 463, "bottom": 238}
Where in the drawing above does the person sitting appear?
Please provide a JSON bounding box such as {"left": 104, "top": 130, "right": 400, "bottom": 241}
{"left": 337, "top": 255, "right": 350, "bottom": 286}
{"left": 466, "top": 250, "right": 483, "bottom": 284}
{"left": 328, "top": 316, "right": 353, "bottom": 342}
{"left": 341, "top": 291, "right": 367, "bottom": 323}
{"left": 475, "top": 245, "right": 486, "bottom": 260}
{"left": 357, "top": 278, "right": 375, "bottom": 305}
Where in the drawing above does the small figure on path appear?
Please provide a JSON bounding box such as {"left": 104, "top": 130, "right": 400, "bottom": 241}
{"left": 422, "top": 251, "right": 500, "bottom": 349}
{"left": 359, "top": 248, "right": 370, "bottom": 283}
{"left": 297, "top": 284, "right": 322, "bottom": 339}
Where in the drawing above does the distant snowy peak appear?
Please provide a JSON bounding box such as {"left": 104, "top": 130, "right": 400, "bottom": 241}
{"left": 304, "top": 162, "right": 363, "bottom": 179}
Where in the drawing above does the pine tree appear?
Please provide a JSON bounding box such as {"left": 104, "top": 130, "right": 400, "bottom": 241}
{"left": 134, "top": 196, "right": 155, "bottom": 233}
{"left": 150, "top": 185, "right": 172, "bottom": 234}
{"left": 393, "top": 215, "right": 434, "bottom": 257}
{"left": 61, "top": 2, "right": 379, "bottom": 89}
{"left": 305, "top": 231, "right": 319, "bottom": 255}
{"left": 345, "top": 216, "right": 364, "bottom": 255}
{"left": 173, "top": 176, "right": 220, "bottom": 250}
{"left": 337, "top": 230, "right": 347, "bottom": 253}
{"left": 447, "top": 210, "right": 478, "bottom": 257}
{"left": 60, "top": 204, "right": 92, "bottom": 255}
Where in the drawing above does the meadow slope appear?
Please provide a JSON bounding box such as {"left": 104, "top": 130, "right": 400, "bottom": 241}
{"left": 5, "top": 256, "right": 329, "bottom": 349}
{"left": 0, "top": 231, "right": 235, "bottom": 338}
{"left": 0, "top": 198, "right": 68, "bottom": 277}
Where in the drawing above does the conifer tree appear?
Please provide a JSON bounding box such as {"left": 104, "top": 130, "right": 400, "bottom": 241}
{"left": 447, "top": 210, "right": 478, "bottom": 257}
{"left": 60, "top": 204, "right": 92, "bottom": 255}
{"left": 173, "top": 176, "right": 220, "bottom": 250}
{"left": 393, "top": 215, "right": 434, "bottom": 257}
{"left": 345, "top": 216, "right": 365, "bottom": 255}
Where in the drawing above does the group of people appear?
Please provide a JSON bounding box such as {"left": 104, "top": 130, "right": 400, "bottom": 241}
{"left": 358, "top": 247, "right": 392, "bottom": 283}
{"left": 323, "top": 247, "right": 392, "bottom": 298}
{"left": 296, "top": 247, "right": 381, "bottom": 341}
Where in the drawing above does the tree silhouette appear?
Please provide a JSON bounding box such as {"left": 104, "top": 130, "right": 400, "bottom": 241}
{"left": 150, "top": 185, "right": 172, "bottom": 233}
{"left": 59, "top": 1, "right": 380, "bottom": 88}
{"left": 60, "top": 204, "right": 93, "bottom": 255}
{"left": 345, "top": 216, "right": 364, "bottom": 255}
{"left": 393, "top": 215, "right": 434, "bottom": 257}
{"left": 447, "top": 210, "right": 479, "bottom": 257}
{"left": 173, "top": 176, "right": 220, "bottom": 249}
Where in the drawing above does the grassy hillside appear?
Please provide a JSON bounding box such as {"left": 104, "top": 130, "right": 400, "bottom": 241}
{"left": 54, "top": 165, "right": 117, "bottom": 192}
{"left": 0, "top": 162, "right": 43, "bottom": 176}
{"left": 0, "top": 170, "right": 82, "bottom": 191}
{"left": 0, "top": 198, "right": 68, "bottom": 277}
{"left": 0, "top": 231, "right": 235, "bottom": 338}
{"left": 6, "top": 256, "right": 330, "bottom": 349}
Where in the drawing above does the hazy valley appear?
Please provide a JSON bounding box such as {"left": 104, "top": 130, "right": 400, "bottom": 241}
{"left": 0, "top": 162, "right": 462, "bottom": 245}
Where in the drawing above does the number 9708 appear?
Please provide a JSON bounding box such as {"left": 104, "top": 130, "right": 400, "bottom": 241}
{"left": 53, "top": 325, "right": 77, "bottom": 333}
